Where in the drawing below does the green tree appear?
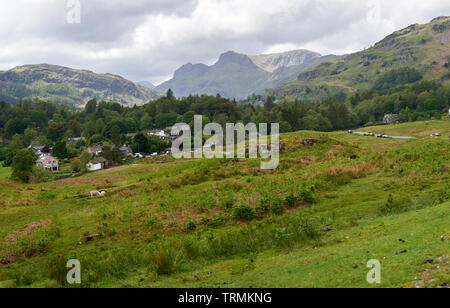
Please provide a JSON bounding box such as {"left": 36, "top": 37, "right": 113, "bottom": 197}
{"left": 110, "top": 125, "right": 122, "bottom": 146}
{"left": 140, "top": 114, "right": 153, "bottom": 130}
{"left": 279, "top": 121, "right": 292, "bottom": 133}
{"left": 53, "top": 141, "right": 68, "bottom": 159}
{"left": 85, "top": 99, "right": 97, "bottom": 114}
{"left": 47, "top": 122, "right": 66, "bottom": 141}
{"left": 132, "top": 133, "right": 150, "bottom": 153}
{"left": 102, "top": 145, "right": 123, "bottom": 163}
{"left": 23, "top": 128, "right": 38, "bottom": 146}
{"left": 166, "top": 89, "right": 174, "bottom": 100}
{"left": 265, "top": 96, "right": 275, "bottom": 111}
{"left": 12, "top": 149, "right": 36, "bottom": 183}
{"left": 10, "top": 134, "right": 24, "bottom": 151}
{"left": 79, "top": 150, "right": 92, "bottom": 172}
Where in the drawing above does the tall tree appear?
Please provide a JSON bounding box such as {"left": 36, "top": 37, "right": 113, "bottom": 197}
{"left": 12, "top": 149, "right": 36, "bottom": 183}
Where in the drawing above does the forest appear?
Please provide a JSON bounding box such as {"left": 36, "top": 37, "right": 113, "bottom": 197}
{"left": 0, "top": 78, "right": 449, "bottom": 182}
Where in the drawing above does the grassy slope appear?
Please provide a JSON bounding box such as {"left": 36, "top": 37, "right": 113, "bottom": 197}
{"left": 145, "top": 201, "right": 449, "bottom": 288}
{"left": 268, "top": 17, "right": 450, "bottom": 99}
{"left": 0, "top": 166, "right": 10, "bottom": 181}
{"left": 0, "top": 120, "right": 448, "bottom": 288}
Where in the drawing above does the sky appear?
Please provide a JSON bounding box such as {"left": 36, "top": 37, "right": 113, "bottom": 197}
{"left": 0, "top": 0, "right": 448, "bottom": 85}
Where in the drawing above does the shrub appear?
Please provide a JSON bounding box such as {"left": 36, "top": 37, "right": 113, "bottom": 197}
{"left": 297, "top": 186, "right": 316, "bottom": 204}
{"left": 186, "top": 220, "right": 196, "bottom": 231}
{"left": 284, "top": 193, "right": 297, "bottom": 208}
{"left": 151, "top": 246, "right": 185, "bottom": 276}
{"left": 220, "top": 194, "right": 235, "bottom": 212}
{"left": 233, "top": 204, "right": 256, "bottom": 221}
{"left": 29, "top": 167, "right": 52, "bottom": 184}
{"left": 270, "top": 196, "right": 285, "bottom": 215}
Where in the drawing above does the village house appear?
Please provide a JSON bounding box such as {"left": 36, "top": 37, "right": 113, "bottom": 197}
{"left": 29, "top": 145, "right": 45, "bottom": 156}
{"left": 119, "top": 145, "right": 133, "bottom": 156}
{"left": 148, "top": 130, "right": 170, "bottom": 140}
{"left": 125, "top": 133, "right": 137, "bottom": 138}
{"left": 36, "top": 155, "right": 59, "bottom": 172}
{"left": 87, "top": 145, "right": 103, "bottom": 156}
{"left": 66, "top": 137, "right": 86, "bottom": 146}
{"left": 383, "top": 114, "right": 399, "bottom": 124}
{"left": 86, "top": 157, "right": 112, "bottom": 172}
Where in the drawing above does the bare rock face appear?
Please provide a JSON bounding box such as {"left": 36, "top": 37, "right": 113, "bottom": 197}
{"left": 250, "top": 50, "right": 322, "bottom": 73}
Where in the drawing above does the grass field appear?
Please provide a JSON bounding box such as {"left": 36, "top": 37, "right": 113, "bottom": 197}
{"left": 0, "top": 120, "right": 448, "bottom": 288}
{"left": 0, "top": 165, "right": 11, "bottom": 180}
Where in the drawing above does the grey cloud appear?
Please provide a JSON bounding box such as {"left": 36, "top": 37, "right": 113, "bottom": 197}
{"left": 0, "top": 0, "right": 449, "bottom": 85}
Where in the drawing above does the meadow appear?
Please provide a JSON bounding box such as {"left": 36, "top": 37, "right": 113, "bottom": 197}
{"left": 0, "top": 165, "right": 11, "bottom": 181}
{"left": 0, "top": 120, "right": 448, "bottom": 288}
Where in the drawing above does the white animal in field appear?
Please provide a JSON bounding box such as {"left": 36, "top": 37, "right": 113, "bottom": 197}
{"left": 90, "top": 191, "right": 106, "bottom": 197}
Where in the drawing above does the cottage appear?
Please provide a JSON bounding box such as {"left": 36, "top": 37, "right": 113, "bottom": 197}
{"left": 148, "top": 130, "right": 170, "bottom": 140}
{"left": 29, "top": 146, "right": 45, "bottom": 156}
{"left": 87, "top": 145, "right": 103, "bottom": 156}
{"left": 125, "top": 133, "right": 137, "bottom": 138}
{"left": 86, "top": 157, "right": 112, "bottom": 172}
{"left": 66, "top": 137, "right": 86, "bottom": 146}
{"left": 36, "top": 155, "right": 59, "bottom": 172}
{"left": 383, "top": 114, "right": 399, "bottom": 124}
{"left": 119, "top": 145, "right": 133, "bottom": 156}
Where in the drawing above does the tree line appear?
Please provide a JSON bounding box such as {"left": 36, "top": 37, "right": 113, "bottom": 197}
{"left": 0, "top": 78, "right": 449, "bottom": 182}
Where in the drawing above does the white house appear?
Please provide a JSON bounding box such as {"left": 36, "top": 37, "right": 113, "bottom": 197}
{"left": 86, "top": 162, "right": 102, "bottom": 172}
{"left": 148, "top": 130, "right": 170, "bottom": 140}
{"left": 86, "top": 157, "right": 110, "bottom": 172}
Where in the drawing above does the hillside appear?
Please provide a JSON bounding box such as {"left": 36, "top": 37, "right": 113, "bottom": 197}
{"left": 0, "top": 64, "right": 161, "bottom": 108}
{"left": 268, "top": 16, "right": 450, "bottom": 100}
{"left": 156, "top": 50, "right": 337, "bottom": 99}
{"left": 0, "top": 120, "right": 448, "bottom": 288}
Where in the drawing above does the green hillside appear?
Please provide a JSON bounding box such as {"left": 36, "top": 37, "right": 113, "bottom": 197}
{"left": 268, "top": 16, "right": 450, "bottom": 100}
{"left": 0, "top": 64, "right": 161, "bottom": 108}
{"left": 0, "top": 120, "right": 448, "bottom": 288}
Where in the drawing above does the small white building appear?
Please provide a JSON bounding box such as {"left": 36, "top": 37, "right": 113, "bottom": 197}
{"left": 86, "top": 162, "right": 102, "bottom": 172}
{"left": 86, "top": 157, "right": 110, "bottom": 172}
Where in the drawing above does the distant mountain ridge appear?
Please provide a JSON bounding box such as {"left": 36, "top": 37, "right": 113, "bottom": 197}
{"left": 267, "top": 16, "right": 450, "bottom": 100}
{"left": 250, "top": 49, "right": 322, "bottom": 72}
{"left": 0, "top": 64, "right": 161, "bottom": 108}
{"left": 137, "top": 81, "right": 156, "bottom": 89}
{"left": 156, "top": 49, "right": 339, "bottom": 99}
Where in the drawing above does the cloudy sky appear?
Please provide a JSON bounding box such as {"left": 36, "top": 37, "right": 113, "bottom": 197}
{"left": 0, "top": 0, "right": 448, "bottom": 85}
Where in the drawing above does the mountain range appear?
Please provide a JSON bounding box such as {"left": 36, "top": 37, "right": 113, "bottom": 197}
{"left": 0, "top": 16, "right": 448, "bottom": 107}
{"left": 155, "top": 50, "right": 340, "bottom": 99}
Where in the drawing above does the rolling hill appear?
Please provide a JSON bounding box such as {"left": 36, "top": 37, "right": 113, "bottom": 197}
{"left": 156, "top": 50, "right": 339, "bottom": 99}
{"left": 0, "top": 120, "right": 448, "bottom": 288}
{"left": 0, "top": 64, "right": 161, "bottom": 108}
{"left": 268, "top": 16, "right": 450, "bottom": 100}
